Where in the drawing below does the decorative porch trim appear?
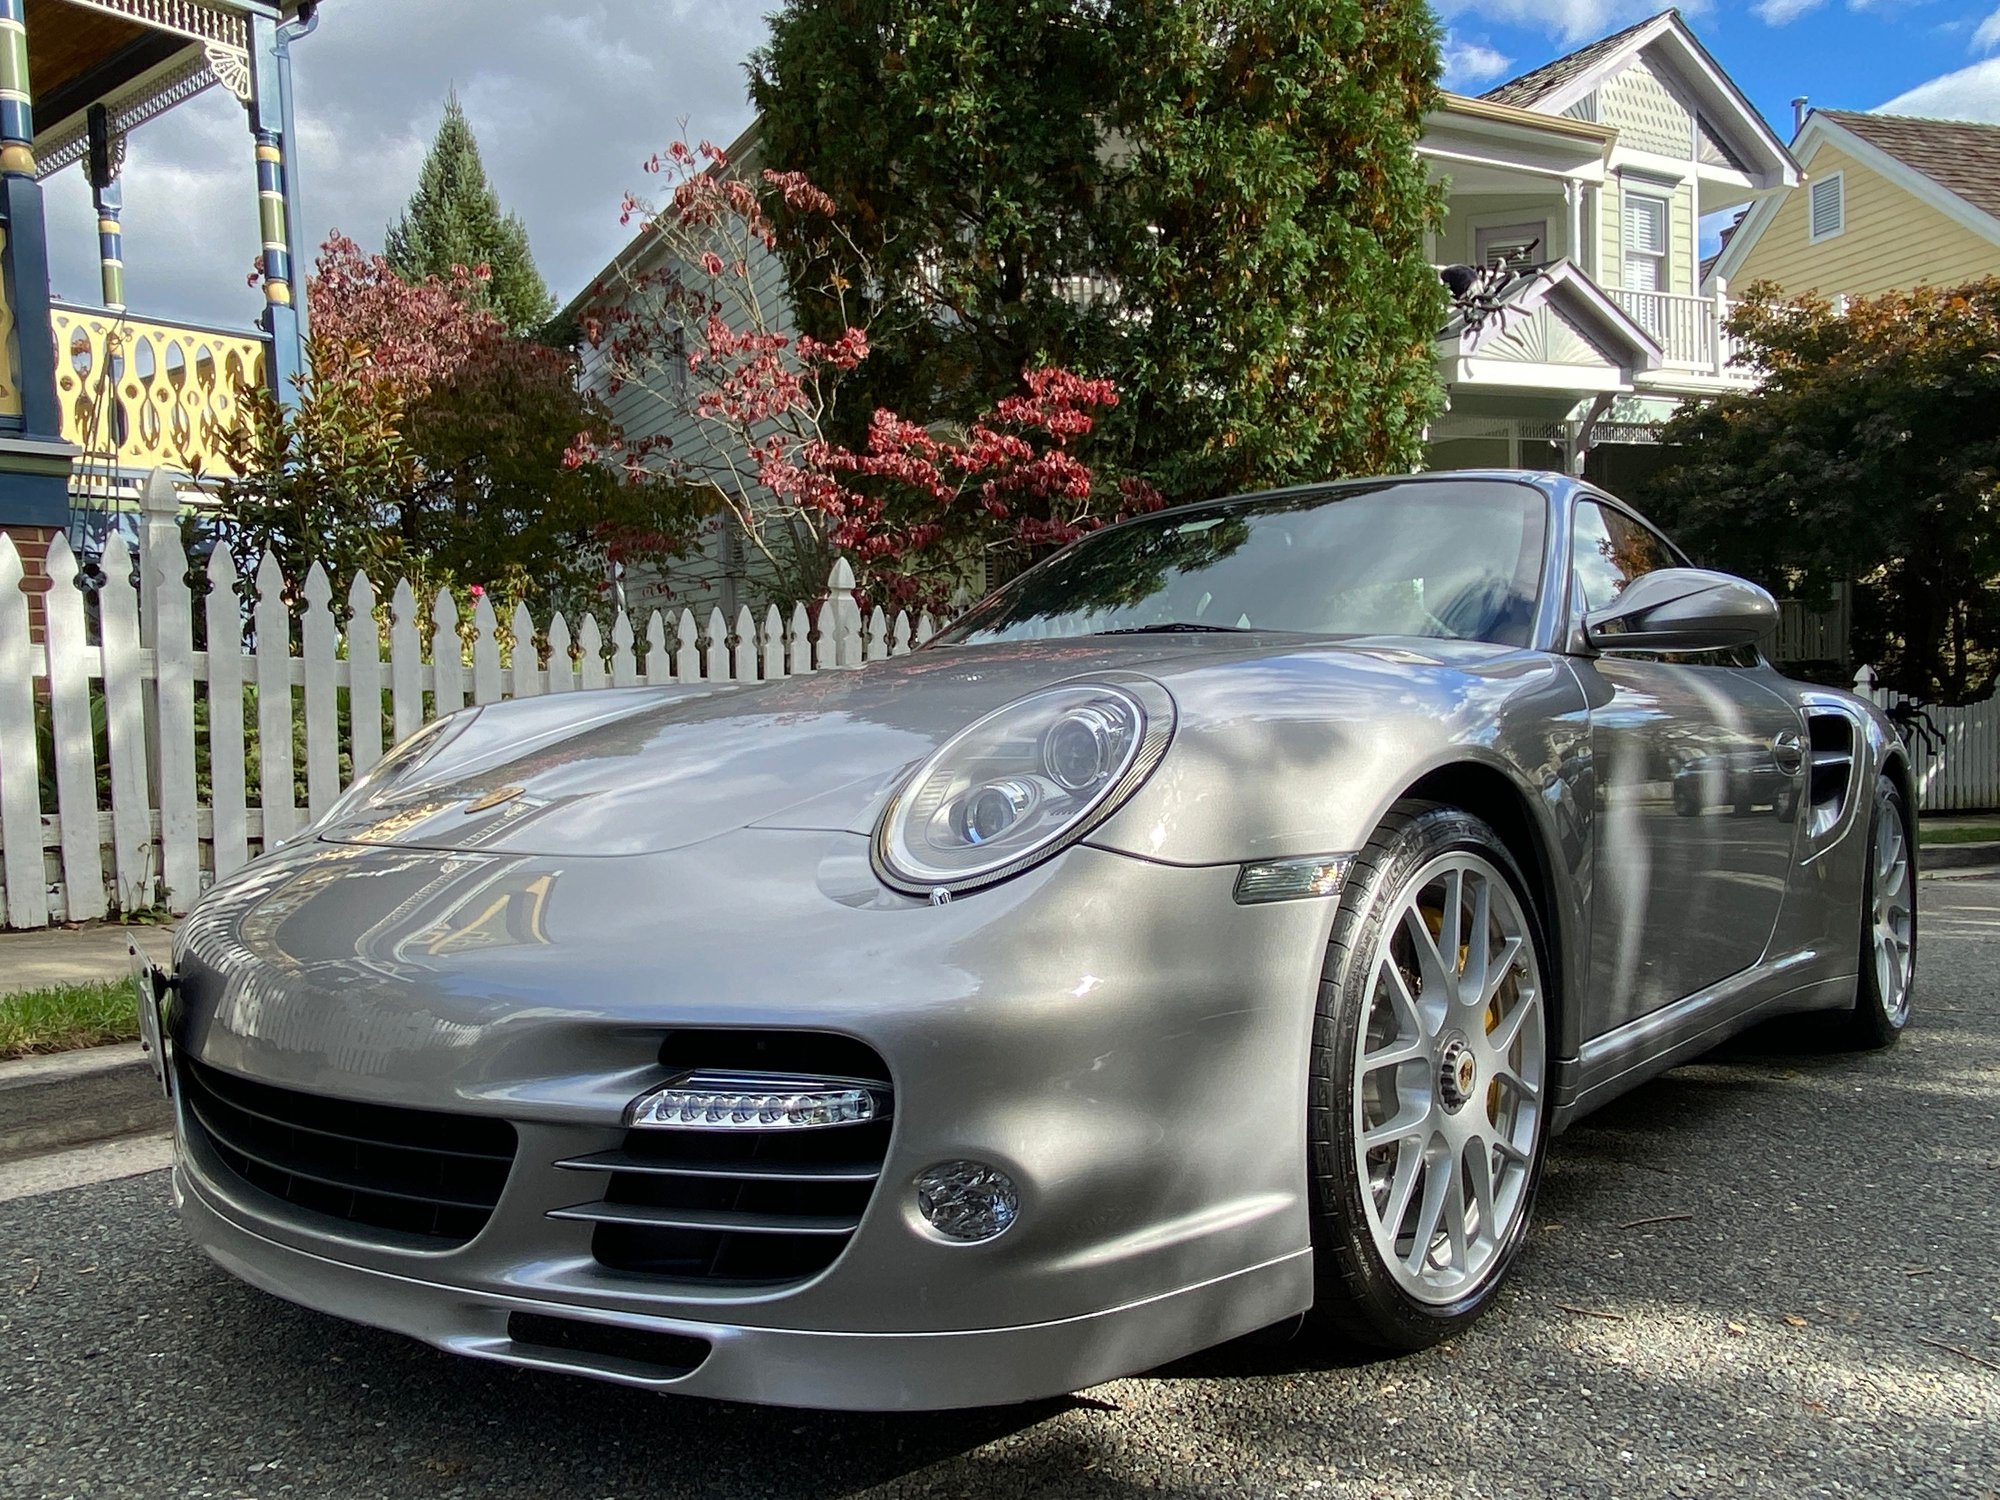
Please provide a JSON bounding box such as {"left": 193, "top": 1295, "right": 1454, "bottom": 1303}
{"left": 54, "top": 0, "right": 247, "bottom": 52}
{"left": 36, "top": 48, "right": 217, "bottom": 177}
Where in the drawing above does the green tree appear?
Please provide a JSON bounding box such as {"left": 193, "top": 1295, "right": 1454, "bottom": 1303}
{"left": 747, "top": 0, "right": 1445, "bottom": 503}
{"left": 386, "top": 91, "right": 554, "bottom": 334}
{"left": 1636, "top": 279, "right": 2000, "bottom": 705}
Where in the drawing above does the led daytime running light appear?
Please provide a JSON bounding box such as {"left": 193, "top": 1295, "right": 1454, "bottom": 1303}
{"left": 625, "top": 1072, "right": 884, "bottom": 1131}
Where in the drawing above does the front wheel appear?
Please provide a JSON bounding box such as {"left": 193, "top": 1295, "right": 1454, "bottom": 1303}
{"left": 1844, "top": 774, "right": 1915, "bottom": 1048}
{"left": 1305, "top": 802, "right": 1551, "bottom": 1351}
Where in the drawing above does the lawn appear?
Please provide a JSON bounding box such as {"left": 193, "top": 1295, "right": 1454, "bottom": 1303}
{"left": 0, "top": 980, "right": 139, "bottom": 1059}
{"left": 1919, "top": 823, "right": 2000, "bottom": 846}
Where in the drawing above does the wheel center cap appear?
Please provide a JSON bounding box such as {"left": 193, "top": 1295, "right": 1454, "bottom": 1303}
{"left": 1439, "top": 1035, "right": 1478, "bottom": 1111}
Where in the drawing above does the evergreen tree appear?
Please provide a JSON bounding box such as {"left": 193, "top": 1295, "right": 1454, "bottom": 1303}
{"left": 386, "top": 91, "right": 554, "bottom": 334}
{"left": 748, "top": 0, "right": 1446, "bottom": 502}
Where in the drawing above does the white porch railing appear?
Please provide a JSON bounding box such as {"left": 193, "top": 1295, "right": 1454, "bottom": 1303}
{"left": 1608, "top": 286, "right": 1748, "bottom": 380}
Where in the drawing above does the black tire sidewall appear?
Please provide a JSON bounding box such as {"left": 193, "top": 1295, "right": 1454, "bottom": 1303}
{"left": 1306, "top": 802, "right": 1554, "bottom": 1350}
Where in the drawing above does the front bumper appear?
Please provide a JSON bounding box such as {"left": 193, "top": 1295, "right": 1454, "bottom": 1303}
{"left": 168, "top": 830, "right": 1333, "bottom": 1409}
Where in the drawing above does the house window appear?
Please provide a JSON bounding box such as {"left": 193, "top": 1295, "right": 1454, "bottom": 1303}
{"left": 1809, "top": 172, "right": 1845, "bottom": 242}
{"left": 1622, "top": 191, "right": 1668, "bottom": 293}
{"left": 1474, "top": 222, "right": 1548, "bottom": 272}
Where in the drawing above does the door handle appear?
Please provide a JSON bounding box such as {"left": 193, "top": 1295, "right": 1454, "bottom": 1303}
{"left": 1771, "top": 730, "right": 1804, "bottom": 775}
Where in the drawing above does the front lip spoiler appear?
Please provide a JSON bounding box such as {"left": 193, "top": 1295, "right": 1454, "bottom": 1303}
{"left": 176, "top": 1159, "right": 1313, "bottom": 1410}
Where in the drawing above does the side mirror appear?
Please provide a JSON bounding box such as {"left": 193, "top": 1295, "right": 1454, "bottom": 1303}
{"left": 1582, "top": 567, "right": 1777, "bottom": 653}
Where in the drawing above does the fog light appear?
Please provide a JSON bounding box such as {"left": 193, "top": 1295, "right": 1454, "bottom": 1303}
{"left": 626, "top": 1071, "right": 881, "bottom": 1131}
{"left": 1233, "top": 853, "right": 1354, "bottom": 904}
{"left": 915, "top": 1160, "right": 1020, "bottom": 1242}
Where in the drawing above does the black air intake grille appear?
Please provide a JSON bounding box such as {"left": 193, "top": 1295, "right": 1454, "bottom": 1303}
{"left": 553, "top": 1030, "right": 893, "bottom": 1287}
{"left": 179, "top": 1056, "right": 515, "bottom": 1246}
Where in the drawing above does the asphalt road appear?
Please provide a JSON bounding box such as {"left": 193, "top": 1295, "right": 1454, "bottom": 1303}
{"left": 4, "top": 881, "right": 1997, "bottom": 1500}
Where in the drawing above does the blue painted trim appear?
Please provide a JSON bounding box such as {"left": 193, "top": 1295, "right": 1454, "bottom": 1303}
{"left": 0, "top": 467, "right": 73, "bottom": 528}
{"left": 2, "top": 174, "right": 63, "bottom": 438}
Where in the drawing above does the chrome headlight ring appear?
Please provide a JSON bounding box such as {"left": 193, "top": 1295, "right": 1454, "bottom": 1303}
{"left": 872, "top": 676, "right": 1176, "bottom": 897}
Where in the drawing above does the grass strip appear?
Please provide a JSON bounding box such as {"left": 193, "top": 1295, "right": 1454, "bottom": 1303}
{"left": 0, "top": 980, "right": 139, "bottom": 1059}
{"left": 1918, "top": 825, "right": 2000, "bottom": 846}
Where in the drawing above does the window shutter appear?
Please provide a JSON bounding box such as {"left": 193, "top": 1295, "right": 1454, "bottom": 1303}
{"left": 1809, "top": 174, "right": 1844, "bottom": 239}
{"left": 1626, "top": 196, "right": 1666, "bottom": 256}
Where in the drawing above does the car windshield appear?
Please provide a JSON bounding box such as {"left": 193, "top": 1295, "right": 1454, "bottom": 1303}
{"left": 938, "top": 478, "right": 1550, "bottom": 648}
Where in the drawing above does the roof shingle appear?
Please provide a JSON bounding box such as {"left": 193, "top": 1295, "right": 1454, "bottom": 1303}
{"left": 1819, "top": 109, "right": 2000, "bottom": 225}
{"left": 1480, "top": 10, "right": 1673, "bottom": 110}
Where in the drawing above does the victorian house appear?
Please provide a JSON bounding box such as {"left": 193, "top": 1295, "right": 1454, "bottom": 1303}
{"left": 0, "top": 0, "right": 312, "bottom": 618}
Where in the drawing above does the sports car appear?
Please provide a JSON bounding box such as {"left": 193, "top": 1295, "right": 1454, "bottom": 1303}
{"left": 148, "top": 470, "right": 1917, "bottom": 1410}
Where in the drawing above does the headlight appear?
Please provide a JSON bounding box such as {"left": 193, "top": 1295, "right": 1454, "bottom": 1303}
{"left": 874, "top": 678, "right": 1174, "bottom": 895}
{"left": 309, "top": 707, "right": 480, "bottom": 834}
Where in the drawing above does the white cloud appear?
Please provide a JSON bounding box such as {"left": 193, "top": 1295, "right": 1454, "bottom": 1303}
{"left": 1975, "top": 5, "right": 2000, "bottom": 52}
{"left": 1752, "top": 0, "right": 1829, "bottom": 25}
{"left": 1441, "top": 36, "right": 1514, "bottom": 90}
{"left": 41, "top": 0, "right": 768, "bottom": 328}
{"left": 1434, "top": 0, "right": 1697, "bottom": 46}
{"left": 1878, "top": 55, "right": 2000, "bottom": 118}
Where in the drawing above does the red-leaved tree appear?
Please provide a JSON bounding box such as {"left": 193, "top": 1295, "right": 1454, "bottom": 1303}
{"left": 577, "top": 140, "right": 1159, "bottom": 611}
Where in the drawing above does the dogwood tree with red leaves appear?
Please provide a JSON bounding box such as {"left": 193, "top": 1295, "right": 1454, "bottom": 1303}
{"left": 578, "top": 140, "right": 1158, "bottom": 610}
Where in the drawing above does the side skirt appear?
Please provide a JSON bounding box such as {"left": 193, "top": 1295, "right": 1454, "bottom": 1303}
{"left": 1548, "top": 954, "right": 1855, "bottom": 1131}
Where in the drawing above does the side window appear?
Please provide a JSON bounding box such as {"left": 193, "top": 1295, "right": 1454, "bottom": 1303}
{"left": 1571, "top": 500, "right": 1673, "bottom": 612}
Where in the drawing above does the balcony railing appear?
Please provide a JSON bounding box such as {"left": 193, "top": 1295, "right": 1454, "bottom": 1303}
{"left": 49, "top": 302, "right": 269, "bottom": 482}
{"left": 1607, "top": 288, "right": 1749, "bottom": 380}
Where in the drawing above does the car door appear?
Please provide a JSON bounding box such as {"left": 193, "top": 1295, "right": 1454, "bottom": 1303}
{"left": 1567, "top": 496, "right": 1803, "bottom": 1035}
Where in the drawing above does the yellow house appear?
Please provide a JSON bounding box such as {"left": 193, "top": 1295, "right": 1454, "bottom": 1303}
{"left": 1711, "top": 109, "right": 2000, "bottom": 298}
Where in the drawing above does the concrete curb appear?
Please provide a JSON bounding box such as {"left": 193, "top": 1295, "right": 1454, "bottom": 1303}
{"left": 0, "top": 1041, "right": 170, "bottom": 1164}
{"left": 1921, "top": 840, "right": 2000, "bottom": 872}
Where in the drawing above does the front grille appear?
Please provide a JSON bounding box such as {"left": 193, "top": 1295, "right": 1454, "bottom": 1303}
{"left": 551, "top": 1030, "right": 893, "bottom": 1286}
{"left": 179, "top": 1056, "right": 516, "bottom": 1246}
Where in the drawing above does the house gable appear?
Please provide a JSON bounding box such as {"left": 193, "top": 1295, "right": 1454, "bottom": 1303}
{"left": 1714, "top": 118, "right": 2000, "bottom": 296}
{"left": 1481, "top": 10, "right": 1795, "bottom": 191}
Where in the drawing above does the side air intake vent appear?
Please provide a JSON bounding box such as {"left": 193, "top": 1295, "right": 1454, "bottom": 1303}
{"left": 1806, "top": 711, "right": 1857, "bottom": 840}
{"left": 551, "top": 1030, "right": 893, "bottom": 1287}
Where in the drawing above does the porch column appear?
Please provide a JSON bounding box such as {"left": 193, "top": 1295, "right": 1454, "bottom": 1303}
{"left": 1564, "top": 178, "right": 1584, "bottom": 269}
{"left": 246, "top": 13, "right": 304, "bottom": 407}
{"left": 88, "top": 104, "right": 124, "bottom": 312}
{"left": 0, "top": 0, "right": 60, "bottom": 440}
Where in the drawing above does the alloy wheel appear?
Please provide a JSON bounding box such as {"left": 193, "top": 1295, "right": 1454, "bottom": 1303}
{"left": 1872, "top": 788, "right": 1915, "bottom": 1028}
{"left": 1351, "top": 852, "right": 1545, "bottom": 1306}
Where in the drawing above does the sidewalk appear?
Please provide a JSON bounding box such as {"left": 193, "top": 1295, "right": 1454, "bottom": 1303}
{"left": 0, "top": 923, "right": 176, "bottom": 997}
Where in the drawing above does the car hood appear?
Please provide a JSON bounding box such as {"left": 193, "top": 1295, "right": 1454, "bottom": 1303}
{"left": 316, "top": 633, "right": 1530, "bottom": 858}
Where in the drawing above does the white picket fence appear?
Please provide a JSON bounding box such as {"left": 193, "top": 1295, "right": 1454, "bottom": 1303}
{"left": 1855, "top": 667, "right": 2000, "bottom": 814}
{"left": 0, "top": 476, "right": 935, "bottom": 930}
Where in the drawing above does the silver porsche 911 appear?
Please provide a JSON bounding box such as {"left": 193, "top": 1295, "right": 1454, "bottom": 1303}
{"left": 146, "top": 471, "right": 1917, "bottom": 1410}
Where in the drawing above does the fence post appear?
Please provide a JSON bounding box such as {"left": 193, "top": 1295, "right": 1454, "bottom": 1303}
{"left": 136, "top": 468, "right": 178, "bottom": 800}
{"left": 826, "top": 557, "right": 863, "bottom": 668}
{"left": 1711, "top": 276, "right": 1729, "bottom": 377}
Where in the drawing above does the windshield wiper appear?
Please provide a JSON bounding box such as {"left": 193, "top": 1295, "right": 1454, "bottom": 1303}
{"left": 1091, "top": 622, "right": 1252, "bottom": 635}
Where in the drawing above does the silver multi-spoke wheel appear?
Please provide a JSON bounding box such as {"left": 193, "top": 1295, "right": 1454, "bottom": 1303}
{"left": 1870, "top": 784, "right": 1914, "bottom": 1028}
{"left": 1351, "top": 851, "right": 1545, "bottom": 1306}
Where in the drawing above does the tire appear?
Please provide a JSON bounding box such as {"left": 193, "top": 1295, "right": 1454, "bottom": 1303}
{"left": 1305, "top": 801, "right": 1552, "bottom": 1351}
{"left": 1844, "top": 773, "right": 1915, "bottom": 1049}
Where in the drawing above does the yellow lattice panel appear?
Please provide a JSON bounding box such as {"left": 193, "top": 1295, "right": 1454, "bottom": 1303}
{"left": 49, "top": 303, "right": 267, "bottom": 478}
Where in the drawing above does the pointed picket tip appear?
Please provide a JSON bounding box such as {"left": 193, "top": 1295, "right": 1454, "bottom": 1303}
{"left": 302, "top": 562, "right": 332, "bottom": 608}
{"left": 431, "top": 587, "right": 459, "bottom": 629}
{"left": 510, "top": 600, "right": 535, "bottom": 636}
{"left": 678, "top": 607, "right": 698, "bottom": 636}
{"left": 103, "top": 530, "right": 133, "bottom": 573}
{"left": 736, "top": 604, "right": 755, "bottom": 633}
{"left": 472, "top": 592, "right": 498, "bottom": 632}
{"left": 611, "top": 609, "right": 635, "bottom": 648}
{"left": 207, "top": 543, "right": 239, "bottom": 587}
{"left": 646, "top": 611, "right": 668, "bottom": 649}
{"left": 44, "top": 530, "right": 76, "bottom": 579}
{"left": 139, "top": 466, "right": 179, "bottom": 517}
{"left": 346, "top": 568, "right": 375, "bottom": 610}
{"left": 827, "top": 556, "right": 856, "bottom": 592}
{"left": 578, "top": 613, "right": 603, "bottom": 649}
{"left": 390, "top": 576, "right": 418, "bottom": 619}
{"left": 707, "top": 605, "right": 728, "bottom": 634}
{"left": 548, "top": 612, "right": 572, "bottom": 644}
{"left": 252, "top": 548, "right": 282, "bottom": 597}
{"left": 791, "top": 602, "right": 811, "bottom": 630}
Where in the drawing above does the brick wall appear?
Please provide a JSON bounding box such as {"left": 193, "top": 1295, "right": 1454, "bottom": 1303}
{"left": 2, "top": 522, "right": 57, "bottom": 641}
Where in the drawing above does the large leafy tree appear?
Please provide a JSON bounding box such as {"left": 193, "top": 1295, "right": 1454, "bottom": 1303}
{"left": 217, "top": 236, "right": 699, "bottom": 616}
{"left": 1637, "top": 280, "right": 2000, "bottom": 705}
{"left": 386, "top": 91, "right": 554, "bottom": 334}
{"left": 747, "top": 0, "right": 1446, "bottom": 504}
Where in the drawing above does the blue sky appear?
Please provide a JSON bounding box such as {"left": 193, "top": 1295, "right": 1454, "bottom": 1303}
{"left": 1439, "top": 0, "right": 2000, "bottom": 125}
{"left": 41, "top": 0, "right": 2000, "bottom": 331}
